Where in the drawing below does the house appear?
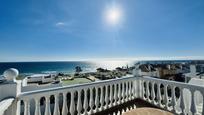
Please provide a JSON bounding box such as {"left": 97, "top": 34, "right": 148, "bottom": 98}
{"left": 26, "top": 74, "right": 57, "bottom": 83}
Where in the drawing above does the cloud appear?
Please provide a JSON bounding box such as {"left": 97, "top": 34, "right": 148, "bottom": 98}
{"left": 55, "top": 22, "right": 66, "bottom": 27}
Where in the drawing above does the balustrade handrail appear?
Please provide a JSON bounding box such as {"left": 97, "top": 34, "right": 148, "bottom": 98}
{"left": 15, "top": 75, "right": 204, "bottom": 115}
{"left": 19, "top": 76, "right": 204, "bottom": 99}
{"left": 140, "top": 76, "right": 204, "bottom": 91}
{"left": 18, "top": 75, "right": 135, "bottom": 99}
{"left": 139, "top": 76, "right": 204, "bottom": 115}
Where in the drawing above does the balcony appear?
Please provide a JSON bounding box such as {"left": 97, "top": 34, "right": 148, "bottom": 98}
{"left": 1, "top": 68, "right": 204, "bottom": 115}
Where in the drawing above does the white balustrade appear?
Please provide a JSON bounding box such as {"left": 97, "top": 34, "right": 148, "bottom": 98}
{"left": 139, "top": 76, "right": 204, "bottom": 115}
{"left": 6, "top": 76, "right": 203, "bottom": 115}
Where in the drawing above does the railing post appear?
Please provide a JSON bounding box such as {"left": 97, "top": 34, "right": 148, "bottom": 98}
{"left": 146, "top": 81, "right": 150, "bottom": 102}
{"left": 109, "top": 84, "right": 113, "bottom": 108}
{"left": 45, "top": 96, "right": 51, "bottom": 115}
{"left": 190, "top": 90, "right": 197, "bottom": 115}
{"left": 77, "top": 90, "right": 82, "bottom": 115}
{"left": 1, "top": 68, "right": 21, "bottom": 115}
{"left": 62, "top": 92, "right": 68, "bottom": 115}
{"left": 105, "top": 85, "right": 109, "bottom": 109}
{"left": 121, "top": 82, "right": 125, "bottom": 103}
{"left": 180, "top": 88, "right": 185, "bottom": 115}
{"left": 100, "top": 86, "right": 104, "bottom": 111}
{"left": 70, "top": 91, "right": 75, "bottom": 115}
{"left": 125, "top": 82, "right": 128, "bottom": 102}
{"left": 89, "top": 87, "right": 94, "bottom": 114}
{"left": 53, "top": 94, "right": 60, "bottom": 115}
{"left": 137, "top": 78, "right": 142, "bottom": 98}
{"left": 171, "top": 85, "right": 177, "bottom": 113}
{"left": 83, "top": 89, "right": 88, "bottom": 115}
{"left": 95, "top": 87, "right": 99, "bottom": 112}
{"left": 151, "top": 82, "right": 155, "bottom": 104}
{"left": 118, "top": 83, "right": 121, "bottom": 104}
{"left": 133, "top": 80, "right": 137, "bottom": 99}
{"left": 24, "top": 98, "right": 30, "bottom": 115}
{"left": 141, "top": 80, "right": 145, "bottom": 99}
{"left": 164, "top": 84, "right": 169, "bottom": 110}
{"left": 34, "top": 97, "right": 41, "bottom": 115}
{"left": 157, "top": 83, "right": 162, "bottom": 107}
{"left": 113, "top": 84, "right": 117, "bottom": 106}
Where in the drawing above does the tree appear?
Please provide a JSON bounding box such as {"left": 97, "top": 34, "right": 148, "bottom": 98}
{"left": 75, "top": 66, "right": 82, "bottom": 76}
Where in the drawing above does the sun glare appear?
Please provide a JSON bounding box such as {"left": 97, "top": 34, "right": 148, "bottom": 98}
{"left": 105, "top": 7, "right": 122, "bottom": 26}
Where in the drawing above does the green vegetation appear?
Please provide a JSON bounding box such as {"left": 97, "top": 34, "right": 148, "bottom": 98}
{"left": 62, "top": 78, "right": 91, "bottom": 86}
{"left": 16, "top": 75, "right": 26, "bottom": 80}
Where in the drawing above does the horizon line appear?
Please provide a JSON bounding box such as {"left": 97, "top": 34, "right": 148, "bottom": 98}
{"left": 0, "top": 56, "right": 204, "bottom": 63}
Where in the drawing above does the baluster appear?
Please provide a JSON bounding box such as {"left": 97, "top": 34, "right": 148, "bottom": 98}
{"left": 83, "top": 89, "right": 88, "bottom": 114}
{"left": 128, "top": 81, "right": 131, "bottom": 100}
{"left": 146, "top": 81, "right": 150, "bottom": 101}
{"left": 77, "top": 90, "right": 82, "bottom": 115}
{"left": 136, "top": 79, "right": 140, "bottom": 98}
{"left": 171, "top": 86, "right": 177, "bottom": 113}
{"left": 53, "top": 94, "right": 60, "bottom": 115}
{"left": 190, "top": 90, "right": 197, "bottom": 115}
{"left": 62, "top": 93, "right": 68, "bottom": 115}
{"left": 131, "top": 81, "right": 134, "bottom": 100}
{"left": 151, "top": 82, "right": 155, "bottom": 104}
{"left": 100, "top": 86, "right": 104, "bottom": 111}
{"left": 24, "top": 99, "right": 30, "bottom": 115}
{"left": 95, "top": 87, "right": 99, "bottom": 112}
{"left": 164, "top": 85, "right": 169, "bottom": 110}
{"left": 133, "top": 81, "right": 136, "bottom": 99}
{"left": 45, "top": 96, "right": 51, "bottom": 115}
{"left": 109, "top": 84, "right": 113, "bottom": 108}
{"left": 141, "top": 80, "right": 145, "bottom": 99}
{"left": 105, "top": 85, "right": 109, "bottom": 109}
{"left": 180, "top": 88, "right": 185, "bottom": 115}
{"left": 34, "top": 98, "right": 41, "bottom": 115}
{"left": 89, "top": 88, "right": 94, "bottom": 114}
{"left": 125, "top": 82, "right": 128, "bottom": 102}
{"left": 118, "top": 83, "right": 121, "bottom": 104}
{"left": 121, "top": 82, "right": 125, "bottom": 103}
{"left": 157, "top": 83, "right": 162, "bottom": 107}
{"left": 70, "top": 91, "right": 75, "bottom": 115}
{"left": 114, "top": 84, "right": 117, "bottom": 106}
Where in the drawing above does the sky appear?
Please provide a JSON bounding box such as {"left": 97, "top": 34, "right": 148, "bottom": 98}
{"left": 0, "top": 0, "right": 204, "bottom": 62}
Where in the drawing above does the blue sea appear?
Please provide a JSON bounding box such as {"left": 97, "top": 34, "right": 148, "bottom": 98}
{"left": 0, "top": 61, "right": 136, "bottom": 75}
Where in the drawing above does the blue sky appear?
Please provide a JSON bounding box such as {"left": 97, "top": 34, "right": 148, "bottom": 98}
{"left": 0, "top": 0, "right": 204, "bottom": 61}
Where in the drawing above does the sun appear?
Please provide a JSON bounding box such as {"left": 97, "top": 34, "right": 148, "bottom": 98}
{"left": 105, "top": 7, "right": 122, "bottom": 26}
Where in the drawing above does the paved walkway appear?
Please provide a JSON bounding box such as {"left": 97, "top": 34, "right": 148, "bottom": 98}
{"left": 123, "top": 107, "right": 173, "bottom": 115}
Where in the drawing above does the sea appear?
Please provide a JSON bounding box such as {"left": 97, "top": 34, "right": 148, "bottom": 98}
{"left": 0, "top": 61, "right": 136, "bottom": 76}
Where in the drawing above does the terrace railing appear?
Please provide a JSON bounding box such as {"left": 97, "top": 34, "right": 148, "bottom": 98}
{"left": 139, "top": 77, "right": 204, "bottom": 115}
{"left": 18, "top": 76, "right": 138, "bottom": 115}
{"left": 1, "top": 68, "right": 204, "bottom": 115}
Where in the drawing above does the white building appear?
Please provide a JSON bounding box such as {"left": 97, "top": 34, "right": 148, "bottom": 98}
{"left": 26, "top": 74, "right": 56, "bottom": 83}
{"left": 184, "top": 65, "right": 204, "bottom": 82}
{"left": 134, "top": 63, "right": 160, "bottom": 77}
